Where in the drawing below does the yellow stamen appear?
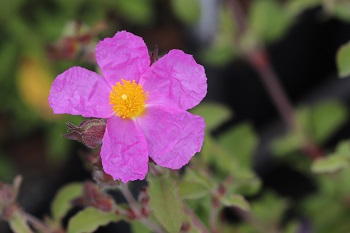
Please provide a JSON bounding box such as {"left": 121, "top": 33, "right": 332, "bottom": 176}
{"left": 109, "top": 79, "right": 148, "bottom": 119}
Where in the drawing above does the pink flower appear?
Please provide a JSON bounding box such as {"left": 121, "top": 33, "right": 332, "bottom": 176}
{"left": 49, "top": 31, "right": 207, "bottom": 183}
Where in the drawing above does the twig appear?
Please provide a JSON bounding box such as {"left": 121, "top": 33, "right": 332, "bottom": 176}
{"left": 247, "top": 49, "right": 296, "bottom": 129}
{"left": 184, "top": 205, "right": 210, "bottom": 233}
{"left": 22, "top": 212, "right": 52, "bottom": 233}
{"left": 118, "top": 183, "right": 164, "bottom": 233}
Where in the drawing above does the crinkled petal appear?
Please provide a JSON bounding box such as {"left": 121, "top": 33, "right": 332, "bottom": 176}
{"left": 101, "top": 116, "right": 148, "bottom": 183}
{"left": 136, "top": 105, "right": 205, "bottom": 169}
{"left": 96, "top": 31, "right": 150, "bottom": 86}
{"left": 140, "top": 50, "right": 207, "bottom": 110}
{"left": 49, "top": 66, "right": 113, "bottom": 118}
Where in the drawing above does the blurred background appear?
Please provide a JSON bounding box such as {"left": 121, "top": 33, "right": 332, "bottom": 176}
{"left": 1, "top": 0, "right": 350, "bottom": 232}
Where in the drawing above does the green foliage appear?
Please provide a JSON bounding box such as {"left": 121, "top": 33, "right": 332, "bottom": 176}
{"left": 113, "top": 0, "right": 155, "bottom": 25}
{"left": 218, "top": 123, "right": 257, "bottom": 168}
{"left": 251, "top": 192, "right": 289, "bottom": 227}
{"left": 312, "top": 140, "right": 350, "bottom": 173}
{"left": 336, "top": 41, "right": 350, "bottom": 78}
{"left": 171, "top": 0, "right": 201, "bottom": 25}
{"left": 67, "top": 207, "right": 121, "bottom": 233}
{"left": 324, "top": 0, "right": 350, "bottom": 22}
{"left": 200, "top": 6, "right": 236, "bottom": 66}
{"left": 272, "top": 100, "right": 348, "bottom": 156}
{"left": 51, "top": 183, "right": 83, "bottom": 221}
{"left": 200, "top": 123, "right": 262, "bottom": 196}
{"left": 286, "top": 0, "right": 321, "bottom": 16}
{"left": 249, "top": 0, "right": 292, "bottom": 42}
{"left": 131, "top": 221, "right": 153, "bottom": 233}
{"left": 312, "top": 154, "right": 350, "bottom": 173}
{"left": 178, "top": 180, "right": 208, "bottom": 200}
{"left": 148, "top": 173, "right": 183, "bottom": 233}
{"left": 220, "top": 194, "right": 251, "bottom": 212}
{"left": 190, "top": 102, "right": 232, "bottom": 131}
{"left": 301, "top": 169, "right": 350, "bottom": 233}
{"left": 8, "top": 212, "right": 33, "bottom": 233}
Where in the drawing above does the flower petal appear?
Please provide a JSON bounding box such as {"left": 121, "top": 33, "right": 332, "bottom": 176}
{"left": 95, "top": 31, "right": 150, "bottom": 86}
{"left": 49, "top": 66, "right": 113, "bottom": 118}
{"left": 140, "top": 49, "right": 207, "bottom": 110}
{"left": 101, "top": 116, "right": 149, "bottom": 183}
{"left": 136, "top": 105, "right": 205, "bottom": 169}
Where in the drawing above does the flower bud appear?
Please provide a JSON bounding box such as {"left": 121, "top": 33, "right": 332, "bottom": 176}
{"left": 64, "top": 119, "right": 106, "bottom": 148}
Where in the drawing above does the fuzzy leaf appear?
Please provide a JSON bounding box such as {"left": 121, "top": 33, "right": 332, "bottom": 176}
{"left": 249, "top": 0, "right": 292, "bottom": 42}
{"left": 218, "top": 123, "right": 257, "bottom": 168}
{"left": 9, "top": 212, "right": 33, "bottom": 233}
{"left": 311, "top": 155, "right": 350, "bottom": 174}
{"left": 337, "top": 42, "right": 350, "bottom": 78}
{"left": 131, "top": 221, "right": 153, "bottom": 233}
{"left": 178, "top": 181, "right": 208, "bottom": 200}
{"left": 67, "top": 207, "right": 121, "bottom": 233}
{"left": 51, "top": 183, "right": 83, "bottom": 221}
{"left": 220, "top": 194, "right": 250, "bottom": 212}
{"left": 306, "top": 101, "right": 348, "bottom": 143}
{"left": 148, "top": 174, "right": 183, "bottom": 233}
{"left": 191, "top": 103, "right": 232, "bottom": 131}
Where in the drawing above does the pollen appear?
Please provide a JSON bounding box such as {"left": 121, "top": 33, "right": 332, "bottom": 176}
{"left": 109, "top": 79, "right": 148, "bottom": 119}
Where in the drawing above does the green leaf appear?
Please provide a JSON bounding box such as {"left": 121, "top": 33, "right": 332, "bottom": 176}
{"left": 220, "top": 194, "right": 250, "bottom": 212}
{"left": 328, "top": 1, "right": 350, "bottom": 23}
{"left": 200, "top": 6, "right": 237, "bottom": 66}
{"left": 190, "top": 103, "right": 232, "bottom": 131}
{"left": 114, "top": 0, "right": 155, "bottom": 25}
{"left": 337, "top": 41, "right": 350, "bottom": 78}
{"left": 271, "top": 131, "right": 304, "bottom": 156}
{"left": 305, "top": 100, "right": 348, "bottom": 143}
{"left": 9, "top": 212, "right": 33, "bottom": 233}
{"left": 231, "top": 171, "right": 262, "bottom": 196}
{"left": 252, "top": 192, "right": 289, "bottom": 226}
{"left": 200, "top": 42, "right": 235, "bottom": 67}
{"left": 131, "top": 221, "right": 153, "bottom": 233}
{"left": 286, "top": 0, "right": 321, "bottom": 17}
{"left": 171, "top": 0, "right": 200, "bottom": 25}
{"left": 311, "top": 155, "right": 350, "bottom": 173}
{"left": 67, "top": 207, "right": 121, "bottom": 233}
{"left": 249, "top": 0, "right": 292, "bottom": 42}
{"left": 218, "top": 123, "right": 257, "bottom": 168}
{"left": 178, "top": 181, "right": 208, "bottom": 200}
{"left": 51, "top": 183, "right": 83, "bottom": 221}
{"left": 148, "top": 173, "right": 183, "bottom": 233}
{"left": 334, "top": 140, "right": 350, "bottom": 157}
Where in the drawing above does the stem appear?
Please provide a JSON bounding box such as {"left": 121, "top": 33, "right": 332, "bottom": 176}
{"left": 209, "top": 204, "right": 219, "bottom": 233}
{"left": 118, "top": 183, "right": 164, "bottom": 233}
{"left": 184, "top": 205, "right": 210, "bottom": 233}
{"left": 228, "top": 0, "right": 324, "bottom": 160}
{"left": 247, "top": 49, "right": 296, "bottom": 130}
{"left": 22, "top": 212, "right": 51, "bottom": 233}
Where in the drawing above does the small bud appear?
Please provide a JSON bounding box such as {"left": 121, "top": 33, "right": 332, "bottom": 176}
{"left": 138, "top": 188, "right": 150, "bottom": 205}
{"left": 125, "top": 207, "right": 137, "bottom": 220}
{"left": 180, "top": 222, "right": 191, "bottom": 232}
{"left": 76, "top": 182, "right": 114, "bottom": 212}
{"left": 218, "top": 184, "right": 226, "bottom": 196}
{"left": 64, "top": 119, "right": 106, "bottom": 148}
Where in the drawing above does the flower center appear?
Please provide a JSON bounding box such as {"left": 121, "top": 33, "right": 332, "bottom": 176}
{"left": 109, "top": 79, "right": 148, "bottom": 119}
